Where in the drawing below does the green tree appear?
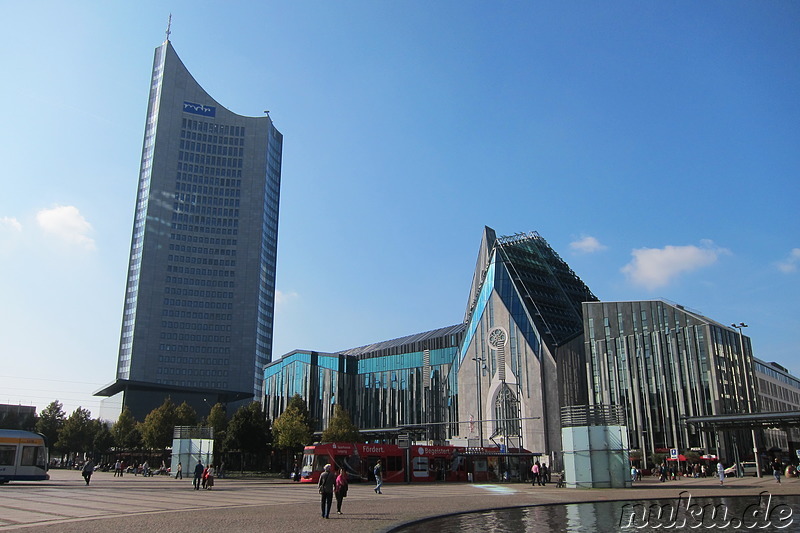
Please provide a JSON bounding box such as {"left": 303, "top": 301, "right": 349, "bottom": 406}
{"left": 287, "top": 394, "right": 311, "bottom": 424}
{"left": 140, "top": 398, "right": 177, "bottom": 450}
{"left": 651, "top": 452, "right": 668, "bottom": 468}
{"left": 36, "top": 400, "right": 66, "bottom": 452}
{"left": 206, "top": 402, "right": 228, "bottom": 453}
{"left": 111, "top": 406, "right": 138, "bottom": 450}
{"left": 92, "top": 420, "right": 114, "bottom": 458}
{"left": 272, "top": 395, "right": 312, "bottom": 451}
{"left": 175, "top": 401, "right": 198, "bottom": 427}
{"left": 124, "top": 425, "right": 143, "bottom": 451}
{"left": 224, "top": 402, "right": 271, "bottom": 471}
{"left": 321, "top": 405, "right": 360, "bottom": 443}
{"left": 55, "top": 407, "right": 93, "bottom": 457}
{"left": 206, "top": 403, "right": 228, "bottom": 434}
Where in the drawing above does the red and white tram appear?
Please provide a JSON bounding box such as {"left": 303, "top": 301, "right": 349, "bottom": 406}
{"left": 301, "top": 442, "right": 538, "bottom": 484}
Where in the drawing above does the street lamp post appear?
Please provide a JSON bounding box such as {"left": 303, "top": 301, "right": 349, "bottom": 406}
{"left": 731, "top": 322, "right": 762, "bottom": 478}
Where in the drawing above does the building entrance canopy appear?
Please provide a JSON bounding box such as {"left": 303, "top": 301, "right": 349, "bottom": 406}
{"left": 683, "top": 411, "right": 800, "bottom": 430}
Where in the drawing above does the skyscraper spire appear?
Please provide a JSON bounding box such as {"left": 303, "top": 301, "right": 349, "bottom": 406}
{"left": 165, "top": 13, "right": 172, "bottom": 43}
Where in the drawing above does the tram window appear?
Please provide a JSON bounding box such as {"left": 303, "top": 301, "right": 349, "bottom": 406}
{"left": 20, "top": 446, "right": 40, "bottom": 467}
{"left": 0, "top": 445, "right": 15, "bottom": 466}
{"left": 314, "top": 454, "right": 330, "bottom": 471}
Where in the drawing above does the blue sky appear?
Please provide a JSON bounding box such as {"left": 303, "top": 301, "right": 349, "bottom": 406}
{"left": 0, "top": 2, "right": 797, "bottom": 418}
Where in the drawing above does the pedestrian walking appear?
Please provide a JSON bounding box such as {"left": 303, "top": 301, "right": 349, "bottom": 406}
{"left": 540, "top": 463, "right": 549, "bottom": 486}
{"left": 293, "top": 460, "right": 301, "bottom": 482}
{"left": 193, "top": 461, "right": 204, "bottom": 490}
{"left": 531, "top": 461, "right": 540, "bottom": 486}
{"left": 175, "top": 461, "right": 182, "bottom": 479}
{"left": 373, "top": 460, "right": 383, "bottom": 494}
{"left": 717, "top": 462, "right": 725, "bottom": 485}
{"left": 114, "top": 460, "right": 121, "bottom": 477}
{"left": 773, "top": 458, "right": 783, "bottom": 483}
{"left": 334, "top": 468, "right": 349, "bottom": 514}
{"left": 205, "top": 464, "right": 215, "bottom": 489}
{"left": 82, "top": 459, "right": 95, "bottom": 486}
{"left": 318, "top": 464, "right": 335, "bottom": 519}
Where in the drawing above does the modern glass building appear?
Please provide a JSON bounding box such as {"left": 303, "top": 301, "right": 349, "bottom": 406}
{"left": 579, "top": 300, "right": 758, "bottom": 465}
{"left": 97, "top": 36, "right": 282, "bottom": 421}
{"left": 755, "top": 359, "right": 800, "bottom": 454}
{"left": 263, "top": 228, "right": 774, "bottom": 468}
{"left": 264, "top": 227, "right": 598, "bottom": 461}
{"left": 263, "top": 325, "right": 465, "bottom": 442}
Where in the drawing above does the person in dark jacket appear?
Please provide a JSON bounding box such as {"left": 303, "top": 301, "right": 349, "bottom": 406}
{"left": 318, "top": 464, "right": 335, "bottom": 518}
{"left": 773, "top": 458, "right": 783, "bottom": 483}
{"left": 193, "top": 461, "right": 204, "bottom": 490}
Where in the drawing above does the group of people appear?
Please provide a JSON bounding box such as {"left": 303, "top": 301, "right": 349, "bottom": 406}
{"left": 108, "top": 459, "right": 161, "bottom": 477}
{"left": 530, "top": 461, "right": 550, "bottom": 486}
{"left": 193, "top": 461, "right": 216, "bottom": 490}
{"left": 317, "top": 463, "right": 351, "bottom": 519}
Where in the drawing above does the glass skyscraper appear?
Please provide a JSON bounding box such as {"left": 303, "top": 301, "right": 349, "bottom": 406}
{"left": 97, "top": 37, "right": 282, "bottom": 421}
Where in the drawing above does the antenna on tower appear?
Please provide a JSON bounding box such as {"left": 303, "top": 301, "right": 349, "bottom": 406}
{"left": 165, "top": 14, "right": 172, "bottom": 42}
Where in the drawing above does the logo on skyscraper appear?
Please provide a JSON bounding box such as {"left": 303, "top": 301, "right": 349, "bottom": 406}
{"left": 183, "top": 101, "right": 216, "bottom": 117}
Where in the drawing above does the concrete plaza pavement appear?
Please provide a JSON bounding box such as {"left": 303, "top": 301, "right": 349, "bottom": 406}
{"left": 1, "top": 469, "right": 799, "bottom": 532}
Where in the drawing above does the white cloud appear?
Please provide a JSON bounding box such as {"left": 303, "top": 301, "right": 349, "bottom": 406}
{"left": 776, "top": 248, "right": 800, "bottom": 273}
{"left": 275, "top": 289, "right": 299, "bottom": 308}
{"left": 570, "top": 235, "right": 607, "bottom": 254}
{"left": 1, "top": 216, "right": 22, "bottom": 232}
{"left": 36, "top": 205, "right": 95, "bottom": 250}
{"left": 621, "top": 240, "right": 729, "bottom": 290}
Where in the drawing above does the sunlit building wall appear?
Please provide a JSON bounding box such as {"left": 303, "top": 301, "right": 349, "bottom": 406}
{"left": 456, "top": 228, "right": 597, "bottom": 456}
{"left": 581, "top": 300, "right": 758, "bottom": 464}
{"left": 755, "top": 359, "right": 800, "bottom": 455}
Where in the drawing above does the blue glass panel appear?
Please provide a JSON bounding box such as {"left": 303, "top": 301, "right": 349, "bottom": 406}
{"left": 358, "top": 352, "right": 424, "bottom": 374}
{"left": 318, "top": 356, "right": 339, "bottom": 371}
{"left": 263, "top": 352, "right": 311, "bottom": 380}
{"left": 495, "top": 257, "right": 542, "bottom": 359}
{"left": 459, "top": 258, "right": 496, "bottom": 362}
